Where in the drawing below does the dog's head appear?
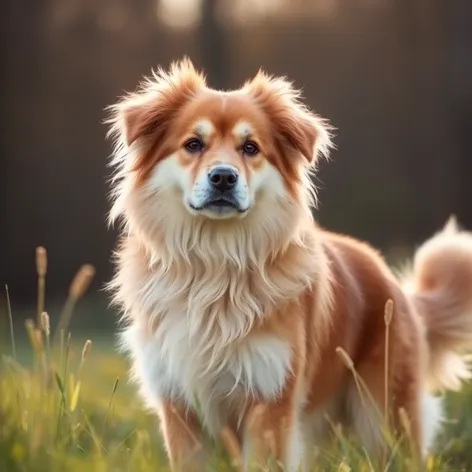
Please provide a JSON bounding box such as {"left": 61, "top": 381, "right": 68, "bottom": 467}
{"left": 107, "top": 59, "right": 333, "bottom": 255}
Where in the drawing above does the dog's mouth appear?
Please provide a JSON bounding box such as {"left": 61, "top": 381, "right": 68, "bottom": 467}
{"left": 189, "top": 196, "right": 248, "bottom": 214}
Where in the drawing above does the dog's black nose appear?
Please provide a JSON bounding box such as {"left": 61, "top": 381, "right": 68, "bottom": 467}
{"left": 208, "top": 167, "right": 238, "bottom": 192}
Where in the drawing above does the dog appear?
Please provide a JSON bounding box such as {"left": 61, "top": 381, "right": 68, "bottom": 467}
{"left": 106, "top": 58, "right": 472, "bottom": 471}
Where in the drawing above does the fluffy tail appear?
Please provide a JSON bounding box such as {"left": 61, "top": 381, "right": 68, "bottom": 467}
{"left": 401, "top": 216, "right": 472, "bottom": 392}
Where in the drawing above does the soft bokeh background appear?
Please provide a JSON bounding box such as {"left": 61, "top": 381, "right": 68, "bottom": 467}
{"left": 2, "top": 3, "right": 472, "bottom": 471}
{"left": 2, "top": 0, "right": 472, "bottom": 331}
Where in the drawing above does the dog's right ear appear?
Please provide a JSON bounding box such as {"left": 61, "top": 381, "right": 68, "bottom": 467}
{"left": 107, "top": 57, "right": 206, "bottom": 147}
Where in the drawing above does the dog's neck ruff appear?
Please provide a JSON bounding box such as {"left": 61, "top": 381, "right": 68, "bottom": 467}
{"left": 112, "top": 202, "right": 321, "bottom": 344}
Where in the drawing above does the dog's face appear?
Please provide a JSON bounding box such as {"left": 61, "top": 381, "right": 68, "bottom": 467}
{"left": 108, "top": 59, "right": 332, "bottom": 230}
{"left": 143, "top": 90, "right": 286, "bottom": 220}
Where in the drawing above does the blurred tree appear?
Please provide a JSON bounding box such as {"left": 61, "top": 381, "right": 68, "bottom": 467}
{"left": 199, "top": 0, "right": 228, "bottom": 88}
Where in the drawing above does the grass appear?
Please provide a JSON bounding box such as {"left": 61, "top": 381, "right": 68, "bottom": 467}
{"left": 1, "top": 250, "right": 472, "bottom": 471}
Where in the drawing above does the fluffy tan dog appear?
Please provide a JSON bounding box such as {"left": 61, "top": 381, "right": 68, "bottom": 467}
{"left": 106, "top": 58, "right": 472, "bottom": 471}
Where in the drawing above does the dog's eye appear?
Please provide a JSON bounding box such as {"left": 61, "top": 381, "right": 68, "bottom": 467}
{"left": 243, "top": 141, "right": 259, "bottom": 156}
{"left": 184, "top": 138, "right": 204, "bottom": 153}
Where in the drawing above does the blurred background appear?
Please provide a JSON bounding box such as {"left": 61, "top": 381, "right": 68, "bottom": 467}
{"left": 2, "top": 0, "right": 472, "bottom": 331}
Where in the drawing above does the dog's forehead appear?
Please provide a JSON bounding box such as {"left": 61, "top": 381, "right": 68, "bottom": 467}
{"left": 180, "top": 91, "right": 268, "bottom": 139}
{"left": 192, "top": 118, "right": 254, "bottom": 142}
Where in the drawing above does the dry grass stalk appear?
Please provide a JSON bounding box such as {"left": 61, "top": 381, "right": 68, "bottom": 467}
{"left": 35, "top": 246, "right": 47, "bottom": 324}
{"left": 41, "top": 311, "right": 50, "bottom": 336}
{"left": 398, "top": 406, "right": 421, "bottom": 466}
{"left": 25, "top": 319, "right": 37, "bottom": 350}
{"left": 40, "top": 311, "right": 52, "bottom": 366}
{"left": 336, "top": 346, "right": 354, "bottom": 371}
{"left": 336, "top": 346, "right": 372, "bottom": 430}
{"left": 34, "top": 328, "right": 49, "bottom": 383}
{"left": 398, "top": 407, "right": 411, "bottom": 439}
{"left": 336, "top": 347, "right": 370, "bottom": 409}
{"left": 77, "top": 340, "right": 93, "bottom": 378}
{"left": 34, "top": 329, "right": 44, "bottom": 353}
{"left": 53, "top": 264, "right": 96, "bottom": 344}
{"left": 5, "top": 284, "right": 16, "bottom": 358}
{"left": 35, "top": 246, "right": 47, "bottom": 277}
{"left": 69, "top": 264, "right": 96, "bottom": 299}
{"left": 82, "top": 339, "right": 92, "bottom": 361}
{"left": 384, "top": 299, "right": 394, "bottom": 326}
{"left": 384, "top": 299, "right": 394, "bottom": 428}
{"left": 336, "top": 346, "right": 395, "bottom": 456}
{"left": 70, "top": 340, "right": 93, "bottom": 413}
{"left": 100, "top": 377, "right": 120, "bottom": 440}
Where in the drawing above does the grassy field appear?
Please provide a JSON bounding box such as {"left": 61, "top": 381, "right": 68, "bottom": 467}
{"left": 1, "top": 256, "right": 472, "bottom": 471}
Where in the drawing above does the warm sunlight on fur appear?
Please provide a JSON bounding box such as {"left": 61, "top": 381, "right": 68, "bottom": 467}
{"left": 106, "top": 58, "right": 472, "bottom": 471}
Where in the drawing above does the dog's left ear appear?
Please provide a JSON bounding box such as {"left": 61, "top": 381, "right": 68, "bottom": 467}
{"left": 247, "top": 72, "right": 334, "bottom": 165}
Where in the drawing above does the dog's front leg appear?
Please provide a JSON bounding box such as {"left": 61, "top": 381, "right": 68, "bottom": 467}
{"left": 158, "top": 400, "right": 206, "bottom": 472}
{"left": 242, "top": 375, "right": 305, "bottom": 471}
